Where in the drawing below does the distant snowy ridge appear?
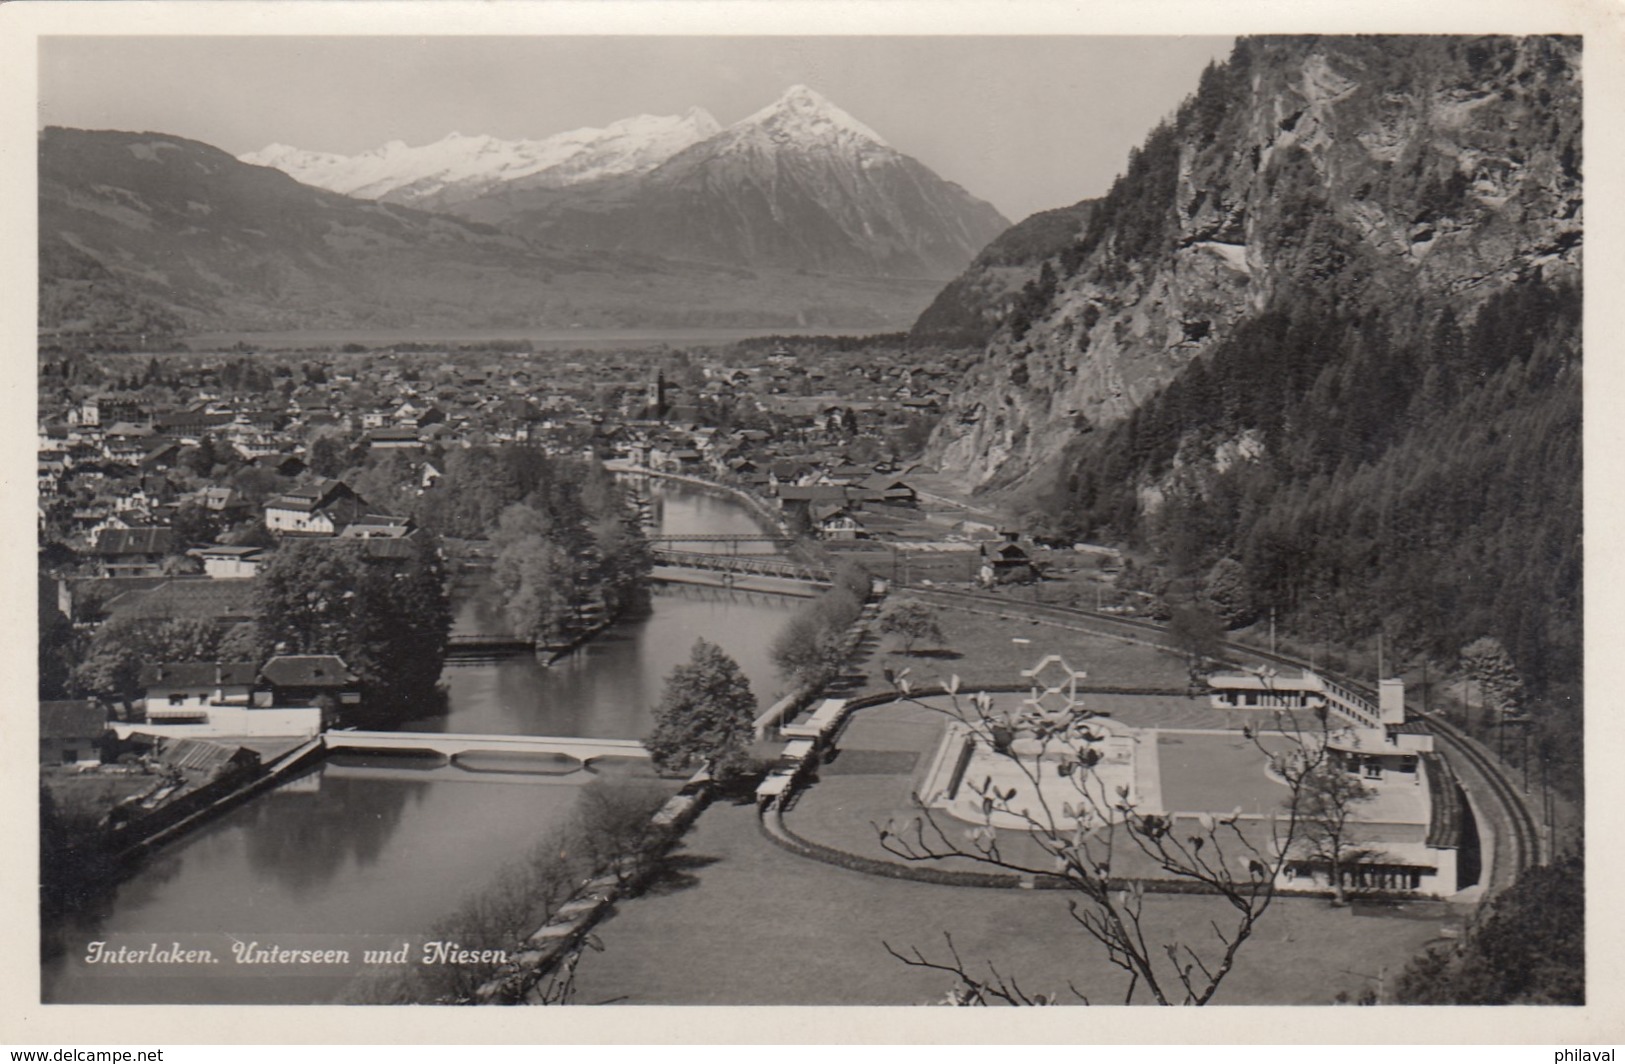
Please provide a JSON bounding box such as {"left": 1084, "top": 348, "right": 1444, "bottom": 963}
{"left": 241, "top": 84, "right": 1010, "bottom": 281}
{"left": 241, "top": 107, "right": 721, "bottom": 207}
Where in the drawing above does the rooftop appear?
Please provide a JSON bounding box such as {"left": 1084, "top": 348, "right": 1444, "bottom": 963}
{"left": 139, "top": 661, "right": 259, "bottom": 688}
{"left": 259, "top": 654, "right": 357, "bottom": 688}
{"left": 40, "top": 699, "right": 107, "bottom": 739}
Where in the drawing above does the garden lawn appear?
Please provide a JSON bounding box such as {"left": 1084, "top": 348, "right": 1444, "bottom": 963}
{"left": 851, "top": 594, "right": 1191, "bottom": 700}
{"left": 570, "top": 799, "right": 1459, "bottom": 1005}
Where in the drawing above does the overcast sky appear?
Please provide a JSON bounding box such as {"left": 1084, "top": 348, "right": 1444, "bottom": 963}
{"left": 39, "top": 36, "right": 1231, "bottom": 221}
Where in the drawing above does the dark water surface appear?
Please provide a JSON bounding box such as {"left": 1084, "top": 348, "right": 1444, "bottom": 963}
{"left": 42, "top": 481, "right": 795, "bottom": 1003}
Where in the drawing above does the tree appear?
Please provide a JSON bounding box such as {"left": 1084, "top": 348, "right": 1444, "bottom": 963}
{"left": 346, "top": 450, "right": 417, "bottom": 517}
{"left": 573, "top": 778, "right": 672, "bottom": 889}
{"left": 169, "top": 503, "right": 223, "bottom": 550}
{"left": 183, "top": 435, "right": 221, "bottom": 479}
{"left": 589, "top": 511, "right": 653, "bottom": 618}
{"left": 253, "top": 536, "right": 449, "bottom": 720}
{"left": 879, "top": 601, "right": 945, "bottom": 656}
{"left": 1460, "top": 636, "right": 1525, "bottom": 723}
{"left": 1200, "top": 556, "right": 1256, "bottom": 628}
{"left": 1393, "top": 852, "right": 1583, "bottom": 1005}
{"left": 305, "top": 432, "right": 355, "bottom": 480}
{"left": 770, "top": 610, "right": 849, "bottom": 689}
{"left": 75, "top": 616, "right": 223, "bottom": 711}
{"left": 770, "top": 585, "right": 862, "bottom": 689}
{"left": 1290, "top": 757, "right": 1379, "bottom": 905}
{"left": 39, "top": 578, "right": 80, "bottom": 700}
{"left": 491, "top": 504, "right": 585, "bottom": 646}
{"left": 876, "top": 680, "right": 1340, "bottom": 1005}
{"left": 646, "top": 639, "right": 758, "bottom": 781}
{"left": 1166, "top": 603, "right": 1225, "bottom": 688}
{"left": 217, "top": 621, "right": 261, "bottom": 664}
{"left": 40, "top": 782, "right": 116, "bottom": 925}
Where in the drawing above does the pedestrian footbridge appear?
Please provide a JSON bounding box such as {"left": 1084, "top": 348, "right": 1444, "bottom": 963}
{"left": 652, "top": 547, "right": 831, "bottom": 585}
{"left": 323, "top": 730, "right": 649, "bottom": 763}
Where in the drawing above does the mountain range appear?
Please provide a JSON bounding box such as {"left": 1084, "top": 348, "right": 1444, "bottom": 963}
{"left": 241, "top": 108, "right": 723, "bottom": 210}
{"left": 40, "top": 87, "right": 1010, "bottom": 334}
{"left": 247, "top": 86, "right": 1009, "bottom": 280}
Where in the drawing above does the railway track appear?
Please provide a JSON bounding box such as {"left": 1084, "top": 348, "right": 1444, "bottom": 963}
{"left": 1416, "top": 710, "right": 1543, "bottom": 885}
{"left": 903, "top": 581, "right": 1545, "bottom": 886}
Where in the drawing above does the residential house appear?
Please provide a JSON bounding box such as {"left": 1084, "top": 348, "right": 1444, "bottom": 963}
{"left": 90, "top": 527, "right": 176, "bottom": 577}
{"left": 366, "top": 427, "right": 423, "bottom": 452}
{"left": 337, "top": 514, "right": 415, "bottom": 540}
{"left": 811, "top": 503, "right": 867, "bottom": 541}
{"left": 139, "top": 662, "right": 259, "bottom": 724}
{"left": 193, "top": 486, "right": 252, "bottom": 523}
{"left": 256, "top": 654, "right": 361, "bottom": 711}
{"left": 777, "top": 484, "right": 852, "bottom": 527}
{"left": 859, "top": 474, "right": 919, "bottom": 508}
{"left": 264, "top": 480, "right": 372, "bottom": 536}
{"left": 40, "top": 700, "right": 108, "bottom": 766}
{"left": 194, "top": 544, "right": 267, "bottom": 579}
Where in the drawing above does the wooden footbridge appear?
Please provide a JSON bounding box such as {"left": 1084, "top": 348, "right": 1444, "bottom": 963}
{"left": 652, "top": 548, "right": 832, "bottom": 585}
{"left": 324, "top": 730, "right": 649, "bottom": 763}
{"left": 447, "top": 633, "right": 535, "bottom": 654}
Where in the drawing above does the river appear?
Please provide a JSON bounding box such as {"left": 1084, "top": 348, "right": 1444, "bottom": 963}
{"left": 41, "top": 480, "right": 798, "bottom": 1004}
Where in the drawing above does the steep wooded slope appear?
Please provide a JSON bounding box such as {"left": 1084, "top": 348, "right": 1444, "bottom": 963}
{"left": 930, "top": 36, "right": 1580, "bottom": 488}
{"left": 924, "top": 36, "right": 1581, "bottom": 716}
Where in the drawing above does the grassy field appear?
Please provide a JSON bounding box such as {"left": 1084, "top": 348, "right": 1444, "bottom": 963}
{"left": 570, "top": 799, "right": 1457, "bottom": 1006}
{"left": 42, "top": 769, "right": 154, "bottom": 816}
{"left": 851, "top": 592, "right": 1191, "bottom": 700}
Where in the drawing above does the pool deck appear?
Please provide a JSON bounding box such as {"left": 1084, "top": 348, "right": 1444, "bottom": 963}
{"left": 789, "top": 693, "right": 1429, "bottom": 880}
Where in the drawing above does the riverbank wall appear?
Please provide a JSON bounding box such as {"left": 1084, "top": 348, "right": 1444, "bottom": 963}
{"left": 109, "top": 738, "right": 325, "bottom": 869}
{"left": 604, "top": 461, "right": 791, "bottom": 540}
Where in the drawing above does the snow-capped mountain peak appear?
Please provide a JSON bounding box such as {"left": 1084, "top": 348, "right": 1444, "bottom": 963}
{"left": 732, "top": 84, "right": 890, "bottom": 148}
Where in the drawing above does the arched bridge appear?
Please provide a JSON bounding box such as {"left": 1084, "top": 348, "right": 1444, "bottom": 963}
{"left": 652, "top": 548, "right": 832, "bottom": 585}
{"left": 323, "top": 730, "right": 649, "bottom": 762}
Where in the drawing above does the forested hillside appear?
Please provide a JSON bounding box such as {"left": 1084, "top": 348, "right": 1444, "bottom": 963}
{"left": 923, "top": 36, "right": 1581, "bottom": 767}
{"left": 910, "top": 200, "right": 1096, "bottom": 347}
{"left": 1061, "top": 277, "right": 1579, "bottom": 717}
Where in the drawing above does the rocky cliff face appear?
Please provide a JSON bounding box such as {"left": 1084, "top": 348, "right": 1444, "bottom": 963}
{"left": 928, "top": 36, "right": 1581, "bottom": 492}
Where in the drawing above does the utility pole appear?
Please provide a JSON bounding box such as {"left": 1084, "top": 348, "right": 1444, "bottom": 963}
{"left": 1269, "top": 606, "right": 1276, "bottom": 657}
{"left": 1521, "top": 722, "right": 1530, "bottom": 790}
